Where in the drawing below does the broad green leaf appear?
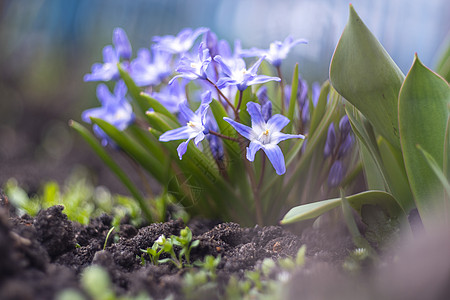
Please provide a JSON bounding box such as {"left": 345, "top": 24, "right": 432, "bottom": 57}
{"left": 435, "top": 38, "right": 450, "bottom": 82}
{"left": 416, "top": 145, "right": 450, "bottom": 200}
{"left": 329, "top": 4, "right": 404, "bottom": 148}
{"left": 280, "top": 190, "right": 403, "bottom": 224}
{"left": 69, "top": 120, "right": 153, "bottom": 221}
{"left": 378, "top": 137, "right": 414, "bottom": 211}
{"left": 398, "top": 54, "right": 450, "bottom": 225}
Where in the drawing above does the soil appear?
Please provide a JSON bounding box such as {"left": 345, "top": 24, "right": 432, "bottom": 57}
{"left": 1, "top": 195, "right": 449, "bottom": 300}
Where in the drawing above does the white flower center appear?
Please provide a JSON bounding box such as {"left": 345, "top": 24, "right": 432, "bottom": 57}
{"left": 187, "top": 121, "right": 204, "bottom": 133}
{"left": 257, "top": 128, "right": 271, "bottom": 144}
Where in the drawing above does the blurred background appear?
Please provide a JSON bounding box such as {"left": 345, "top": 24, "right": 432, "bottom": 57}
{"left": 0, "top": 0, "right": 449, "bottom": 194}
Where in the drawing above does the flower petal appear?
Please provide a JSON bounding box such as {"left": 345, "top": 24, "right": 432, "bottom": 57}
{"left": 246, "top": 102, "right": 265, "bottom": 129}
{"left": 223, "top": 117, "right": 253, "bottom": 140}
{"left": 246, "top": 141, "right": 262, "bottom": 161}
{"left": 159, "top": 126, "right": 192, "bottom": 142}
{"left": 270, "top": 132, "right": 304, "bottom": 144}
{"left": 267, "top": 114, "right": 290, "bottom": 132}
{"left": 178, "top": 102, "right": 196, "bottom": 123}
{"left": 113, "top": 27, "right": 132, "bottom": 60}
{"left": 246, "top": 75, "right": 280, "bottom": 86}
{"left": 177, "top": 139, "right": 190, "bottom": 159}
{"left": 194, "top": 131, "right": 205, "bottom": 145}
{"left": 262, "top": 144, "right": 286, "bottom": 175}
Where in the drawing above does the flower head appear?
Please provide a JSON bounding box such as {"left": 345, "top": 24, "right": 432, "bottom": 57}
{"left": 153, "top": 27, "right": 208, "bottom": 54}
{"left": 214, "top": 56, "right": 280, "bottom": 91}
{"left": 130, "top": 47, "right": 172, "bottom": 87}
{"left": 84, "top": 28, "right": 132, "bottom": 82}
{"left": 82, "top": 81, "right": 134, "bottom": 146}
{"left": 224, "top": 102, "right": 304, "bottom": 175}
{"left": 159, "top": 91, "right": 212, "bottom": 159}
{"left": 151, "top": 79, "right": 188, "bottom": 114}
{"left": 243, "top": 36, "right": 307, "bottom": 67}
{"left": 169, "top": 42, "right": 211, "bottom": 83}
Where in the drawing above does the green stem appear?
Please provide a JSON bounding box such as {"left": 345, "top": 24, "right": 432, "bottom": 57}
{"left": 277, "top": 66, "right": 285, "bottom": 114}
{"left": 209, "top": 130, "right": 240, "bottom": 142}
{"left": 206, "top": 78, "right": 238, "bottom": 118}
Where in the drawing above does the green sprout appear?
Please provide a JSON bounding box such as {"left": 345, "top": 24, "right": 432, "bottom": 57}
{"left": 141, "top": 226, "right": 199, "bottom": 269}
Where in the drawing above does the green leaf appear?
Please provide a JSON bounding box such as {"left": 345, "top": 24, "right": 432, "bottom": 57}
{"left": 280, "top": 190, "right": 403, "bottom": 224}
{"left": 69, "top": 120, "right": 153, "bottom": 222}
{"left": 139, "top": 91, "right": 179, "bottom": 124}
{"left": 329, "top": 4, "right": 404, "bottom": 148}
{"left": 435, "top": 38, "right": 450, "bottom": 82}
{"left": 286, "top": 63, "right": 299, "bottom": 133}
{"left": 309, "top": 81, "right": 330, "bottom": 136}
{"left": 398, "top": 54, "right": 450, "bottom": 225}
{"left": 416, "top": 145, "right": 450, "bottom": 201}
{"left": 91, "top": 118, "right": 166, "bottom": 183}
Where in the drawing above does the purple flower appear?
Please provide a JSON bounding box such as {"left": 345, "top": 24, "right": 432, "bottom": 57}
{"left": 151, "top": 79, "right": 188, "bottom": 114}
{"left": 256, "top": 86, "right": 273, "bottom": 122}
{"left": 213, "top": 56, "right": 280, "bottom": 91}
{"left": 242, "top": 36, "right": 307, "bottom": 67}
{"left": 324, "top": 123, "right": 336, "bottom": 158}
{"left": 153, "top": 27, "right": 208, "bottom": 54}
{"left": 169, "top": 43, "right": 211, "bottom": 83}
{"left": 82, "top": 81, "right": 134, "bottom": 146}
{"left": 159, "top": 91, "right": 212, "bottom": 159}
{"left": 130, "top": 47, "right": 172, "bottom": 87}
{"left": 328, "top": 160, "right": 346, "bottom": 188}
{"left": 224, "top": 102, "right": 304, "bottom": 175}
{"left": 84, "top": 28, "right": 132, "bottom": 82}
{"left": 206, "top": 117, "right": 224, "bottom": 161}
{"left": 113, "top": 28, "right": 132, "bottom": 60}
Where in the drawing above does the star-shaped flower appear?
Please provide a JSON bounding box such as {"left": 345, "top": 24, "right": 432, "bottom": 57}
{"left": 243, "top": 36, "right": 307, "bottom": 67}
{"left": 169, "top": 42, "right": 211, "bottom": 83}
{"left": 159, "top": 91, "right": 212, "bottom": 159}
{"left": 82, "top": 80, "right": 134, "bottom": 146}
{"left": 84, "top": 28, "right": 132, "bottom": 82}
{"left": 224, "top": 102, "right": 304, "bottom": 175}
{"left": 153, "top": 27, "right": 208, "bottom": 54}
{"left": 213, "top": 56, "right": 280, "bottom": 91}
{"left": 130, "top": 47, "right": 172, "bottom": 87}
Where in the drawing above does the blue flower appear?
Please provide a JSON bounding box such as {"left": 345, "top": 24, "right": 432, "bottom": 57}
{"left": 213, "top": 56, "right": 280, "bottom": 91}
{"left": 151, "top": 79, "right": 188, "bottom": 114}
{"left": 84, "top": 28, "right": 132, "bottom": 82}
{"left": 169, "top": 42, "right": 211, "bottom": 83}
{"left": 243, "top": 36, "right": 307, "bottom": 67}
{"left": 328, "top": 160, "right": 345, "bottom": 188}
{"left": 159, "top": 91, "right": 212, "bottom": 159}
{"left": 82, "top": 81, "right": 134, "bottom": 146}
{"left": 130, "top": 47, "right": 172, "bottom": 87}
{"left": 153, "top": 27, "right": 208, "bottom": 54}
{"left": 224, "top": 102, "right": 304, "bottom": 175}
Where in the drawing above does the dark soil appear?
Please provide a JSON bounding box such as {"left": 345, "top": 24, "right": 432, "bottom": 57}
{"left": 1, "top": 196, "right": 449, "bottom": 300}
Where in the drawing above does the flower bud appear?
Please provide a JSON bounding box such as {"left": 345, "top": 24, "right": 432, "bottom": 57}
{"left": 324, "top": 123, "right": 336, "bottom": 157}
{"left": 328, "top": 160, "right": 345, "bottom": 188}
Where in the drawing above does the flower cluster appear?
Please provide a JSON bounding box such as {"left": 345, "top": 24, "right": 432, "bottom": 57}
{"left": 82, "top": 27, "right": 307, "bottom": 175}
{"left": 78, "top": 26, "right": 357, "bottom": 225}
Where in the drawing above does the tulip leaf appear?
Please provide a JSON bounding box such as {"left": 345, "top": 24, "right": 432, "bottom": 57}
{"left": 398, "top": 54, "right": 450, "bottom": 225}
{"left": 329, "top": 4, "right": 404, "bottom": 148}
{"left": 280, "top": 190, "right": 403, "bottom": 225}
